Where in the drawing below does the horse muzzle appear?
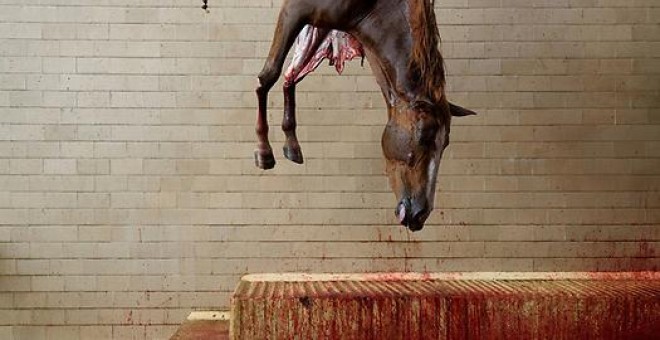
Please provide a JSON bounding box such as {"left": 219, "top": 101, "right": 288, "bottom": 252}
{"left": 396, "top": 197, "right": 430, "bottom": 232}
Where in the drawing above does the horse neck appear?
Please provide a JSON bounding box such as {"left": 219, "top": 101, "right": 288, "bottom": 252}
{"left": 407, "top": 0, "right": 445, "bottom": 103}
{"left": 351, "top": 0, "right": 445, "bottom": 106}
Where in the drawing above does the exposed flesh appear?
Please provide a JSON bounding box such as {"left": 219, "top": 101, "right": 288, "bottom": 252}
{"left": 284, "top": 25, "right": 364, "bottom": 85}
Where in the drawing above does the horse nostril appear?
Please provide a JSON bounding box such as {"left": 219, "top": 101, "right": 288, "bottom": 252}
{"left": 407, "top": 207, "right": 428, "bottom": 232}
{"left": 412, "top": 208, "right": 429, "bottom": 223}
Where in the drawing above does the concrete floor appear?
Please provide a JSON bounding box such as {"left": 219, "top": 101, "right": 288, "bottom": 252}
{"left": 170, "top": 320, "right": 229, "bottom": 340}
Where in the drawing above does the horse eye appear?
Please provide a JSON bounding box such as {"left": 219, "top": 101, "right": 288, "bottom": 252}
{"left": 406, "top": 152, "right": 415, "bottom": 166}
{"left": 417, "top": 124, "right": 438, "bottom": 146}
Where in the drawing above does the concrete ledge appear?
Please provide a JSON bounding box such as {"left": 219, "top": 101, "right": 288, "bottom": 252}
{"left": 231, "top": 272, "right": 660, "bottom": 339}
{"left": 187, "top": 311, "right": 231, "bottom": 321}
{"left": 242, "top": 271, "right": 660, "bottom": 282}
{"left": 170, "top": 312, "right": 231, "bottom": 340}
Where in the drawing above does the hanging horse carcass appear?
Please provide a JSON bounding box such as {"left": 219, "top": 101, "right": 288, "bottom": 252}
{"left": 214, "top": 0, "right": 477, "bottom": 231}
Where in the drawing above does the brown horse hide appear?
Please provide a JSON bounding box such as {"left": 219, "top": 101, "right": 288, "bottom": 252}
{"left": 204, "top": 0, "right": 477, "bottom": 231}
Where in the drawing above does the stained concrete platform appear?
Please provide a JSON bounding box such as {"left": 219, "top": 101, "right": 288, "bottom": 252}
{"left": 231, "top": 272, "right": 660, "bottom": 339}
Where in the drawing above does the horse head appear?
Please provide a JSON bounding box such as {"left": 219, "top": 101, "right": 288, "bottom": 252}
{"left": 382, "top": 100, "right": 475, "bottom": 231}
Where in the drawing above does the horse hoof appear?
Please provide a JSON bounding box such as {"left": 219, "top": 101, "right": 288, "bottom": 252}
{"left": 283, "top": 145, "right": 304, "bottom": 164}
{"left": 254, "top": 150, "right": 276, "bottom": 170}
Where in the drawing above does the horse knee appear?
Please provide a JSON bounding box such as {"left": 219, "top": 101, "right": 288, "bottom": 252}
{"left": 257, "top": 65, "right": 281, "bottom": 93}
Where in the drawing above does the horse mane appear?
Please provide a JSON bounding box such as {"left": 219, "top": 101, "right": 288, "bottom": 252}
{"left": 408, "top": 0, "right": 446, "bottom": 107}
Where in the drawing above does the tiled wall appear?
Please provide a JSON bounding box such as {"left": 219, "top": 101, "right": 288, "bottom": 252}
{"left": 0, "top": 0, "right": 658, "bottom": 338}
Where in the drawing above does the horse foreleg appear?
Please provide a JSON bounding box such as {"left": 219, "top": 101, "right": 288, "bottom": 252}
{"left": 282, "top": 82, "right": 303, "bottom": 163}
{"left": 254, "top": 8, "right": 306, "bottom": 170}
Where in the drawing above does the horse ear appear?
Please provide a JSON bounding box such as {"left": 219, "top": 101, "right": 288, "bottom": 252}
{"left": 449, "top": 102, "right": 477, "bottom": 117}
